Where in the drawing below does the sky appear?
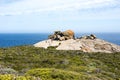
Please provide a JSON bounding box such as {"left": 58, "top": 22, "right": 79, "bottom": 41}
{"left": 0, "top": 0, "right": 120, "bottom": 33}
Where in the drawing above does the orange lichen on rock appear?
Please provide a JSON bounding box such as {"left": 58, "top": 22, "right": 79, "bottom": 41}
{"left": 65, "top": 30, "right": 74, "bottom": 36}
{"left": 62, "top": 30, "right": 75, "bottom": 39}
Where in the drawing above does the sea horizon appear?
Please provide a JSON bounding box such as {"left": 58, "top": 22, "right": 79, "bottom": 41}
{"left": 0, "top": 32, "right": 119, "bottom": 48}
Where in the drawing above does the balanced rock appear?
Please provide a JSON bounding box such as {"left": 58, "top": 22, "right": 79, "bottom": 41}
{"left": 62, "top": 30, "right": 75, "bottom": 39}
{"left": 48, "top": 30, "right": 75, "bottom": 41}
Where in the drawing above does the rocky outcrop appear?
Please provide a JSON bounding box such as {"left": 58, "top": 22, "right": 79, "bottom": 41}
{"left": 34, "top": 38, "right": 120, "bottom": 53}
{"left": 56, "top": 39, "right": 120, "bottom": 53}
{"left": 34, "top": 31, "right": 120, "bottom": 53}
{"left": 78, "top": 34, "right": 97, "bottom": 40}
{"left": 48, "top": 30, "right": 75, "bottom": 41}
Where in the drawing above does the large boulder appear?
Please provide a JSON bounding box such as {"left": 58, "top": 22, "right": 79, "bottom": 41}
{"left": 62, "top": 30, "right": 75, "bottom": 40}
{"left": 48, "top": 30, "right": 75, "bottom": 41}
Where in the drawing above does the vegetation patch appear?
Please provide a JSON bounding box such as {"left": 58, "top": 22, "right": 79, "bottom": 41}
{"left": 0, "top": 46, "right": 119, "bottom": 79}
{"left": 26, "top": 68, "right": 92, "bottom": 80}
{"left": 0, "top": 74, "right": 40, "bottom": 80}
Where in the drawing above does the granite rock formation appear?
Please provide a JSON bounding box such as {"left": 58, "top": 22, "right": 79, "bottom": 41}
{"left": 34, "top": 31, "right": 120, "bottom": 53}
{"left": 48, "top": 30, "right": 75, "bottom": 41}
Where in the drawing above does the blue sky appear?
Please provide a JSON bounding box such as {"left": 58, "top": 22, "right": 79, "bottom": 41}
{"left": 0, "top": 0, "right": 120, "bottom": 33}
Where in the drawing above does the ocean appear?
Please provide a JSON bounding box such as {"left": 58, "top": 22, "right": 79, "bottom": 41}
{"left": 0, "top": 33, "right": 119, "bottom": 47}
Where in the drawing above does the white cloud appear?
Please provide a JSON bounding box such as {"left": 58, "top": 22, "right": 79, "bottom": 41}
{"left": 0, "top": 0, "right": 119, "bottom": 16}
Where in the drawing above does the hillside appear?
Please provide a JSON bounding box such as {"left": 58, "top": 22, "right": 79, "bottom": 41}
{"left": 0, "top": 46, "right": 120, "bottom": 80}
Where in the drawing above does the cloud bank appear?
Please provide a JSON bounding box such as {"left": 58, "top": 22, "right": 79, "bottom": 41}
{"left": 0, "top": 0, "right": 119, "bottom": 16}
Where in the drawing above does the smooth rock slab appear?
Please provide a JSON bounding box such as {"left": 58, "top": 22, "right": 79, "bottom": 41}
{"left": 34, "top": 39, "right": 120, "bottom": 53}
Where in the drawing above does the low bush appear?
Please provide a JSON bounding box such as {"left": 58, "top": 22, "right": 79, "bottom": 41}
{"left": 26, "top": 68, "right": 92, "bottom": 80}
{"left": 0, "top": 74, "right": 40, "bottom": 80}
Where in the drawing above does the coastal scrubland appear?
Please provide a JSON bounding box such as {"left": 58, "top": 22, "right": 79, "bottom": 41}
{"left": 0, "top": 46, "right": 120, "bottom": 80}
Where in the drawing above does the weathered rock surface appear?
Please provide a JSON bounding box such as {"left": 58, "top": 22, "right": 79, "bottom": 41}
{"left": 34, "top": 39, "right": 60, "bottom": 49}
{"left": 34, "top": 38, "right": 120, "bottom": 53}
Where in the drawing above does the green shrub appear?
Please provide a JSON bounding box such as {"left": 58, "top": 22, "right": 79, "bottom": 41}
{"left": 26, "top": 68, "right": 92, "bottom": 80}
{"left": 0, "top": 74, "right": 40, "bottom": 80}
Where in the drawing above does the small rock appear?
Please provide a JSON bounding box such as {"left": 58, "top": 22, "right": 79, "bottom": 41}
{"left": 90, "top": 34, "right": 97, "bottom": 39}
{"left": 78, "top": 34, "right": 97, "bottom": 40}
